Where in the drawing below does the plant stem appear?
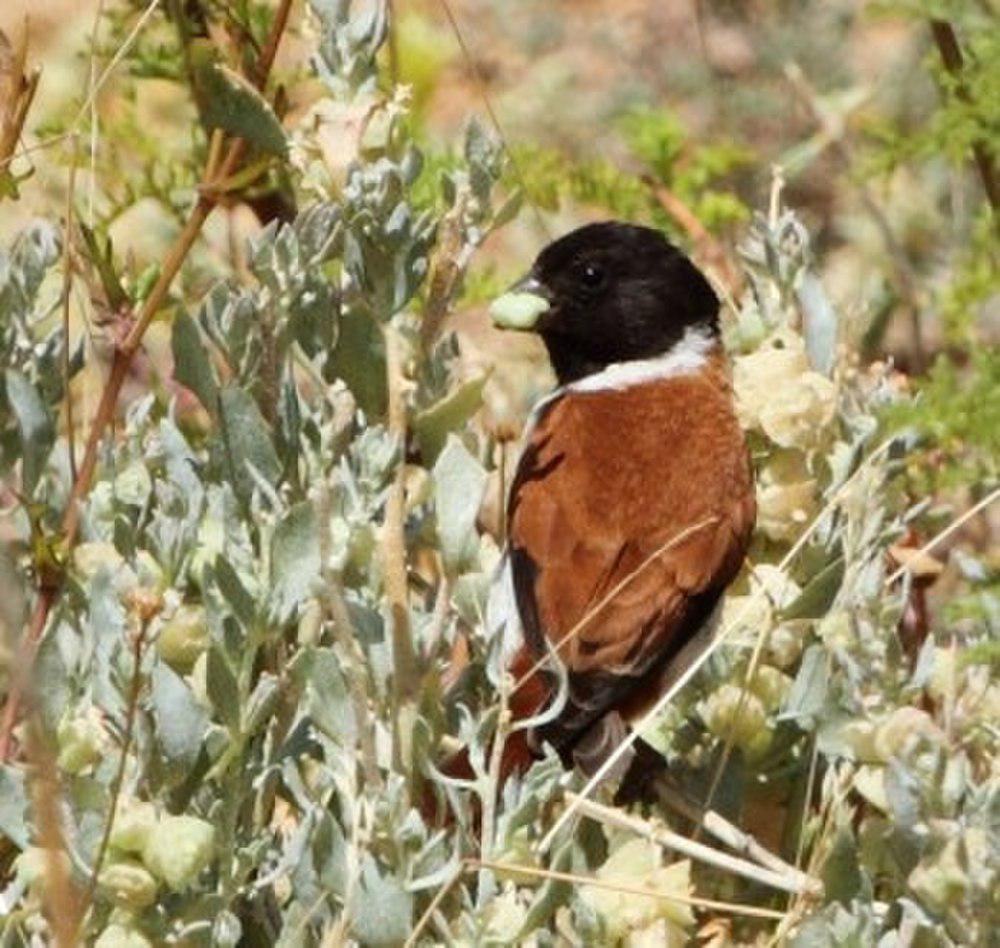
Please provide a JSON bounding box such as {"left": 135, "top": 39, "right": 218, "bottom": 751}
{"left": 472, "top": 857, "right": 793, "bottom": 920}
{"left": 85, "top": 621, "right": 148, "bottom": 902}
{"left": 929, "top": 20, "right": 999, "bottom": 215}
{"left": 652, "top": 778, "right": 816, "bottom": 890}
{"left": 25, "top": 715, "right": 84, "bottom": 947}
{"left": 382, "top": 321, "right": 420, "bottom": 763}
{"left": 563, "top": 792, "right": 821, "bottom": 897}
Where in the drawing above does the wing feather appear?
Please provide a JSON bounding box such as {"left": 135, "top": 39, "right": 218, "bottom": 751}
{"left": 507, "top": 360, "right": 754, "bottom": 760}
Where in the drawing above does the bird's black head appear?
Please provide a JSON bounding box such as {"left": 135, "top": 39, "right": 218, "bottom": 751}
{"left": 491, "top": 221, "right": 719, "bottom": 385}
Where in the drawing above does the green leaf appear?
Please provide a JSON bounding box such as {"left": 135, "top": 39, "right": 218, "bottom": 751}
{"left": 217, "top": 386, "right": 281, "bottom": 502}
{"left": 329, "top": 307, "right": 387, "bottom": 418}
{"left": 289, "top": 647, "right": 355, "bottom": 746}
{"left": 782, "top": 557, "right": 844, "bottom": 620}
{"left": 77, "top": 223, "right": 129, "bottom": 311}
{"left": 172, "top": 309, "right": 219, "bottom": 418}
{"left": 0, "top": 765, "right": 29, "bottom": 848}
{"left": 798, "top": 272, "right": 839, "bottom": 377}
{"left": 5, "top": 370, "right": 54, "bottom": 495}
{"left": 33, "top": 627, "right": 72, "bottom": 737}
{"left": 206, "top": 646, "right": 241, "bottom": 732}
{"left": 781, "top": 644, "right": 828, "bottom": 725}
{"left": 191, "top": 41, "right": 287, "bottom": 157}
{"left": 212, "top": 555, "right": 257, "bottom": 629}
{"left": 412, "top": 372, "right": 489, "bottom": 463}
{"left": 151, "top": 662, "right": 209, "bottom": 772}
{"left": 822, "top": 828, "right": 862, "bottom": 906}
{"left": 353, "top": 856, "right": 413, "bottom": 947}
{"left": 432, "top": 435, "right": 488, "bottom": 576}
{"left": 269, "top": 502, "right": 320, "bottom": 618}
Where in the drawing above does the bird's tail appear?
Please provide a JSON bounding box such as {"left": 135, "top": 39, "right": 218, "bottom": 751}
{"left": 421, "top": 645, "right": 552, "bottom": 822}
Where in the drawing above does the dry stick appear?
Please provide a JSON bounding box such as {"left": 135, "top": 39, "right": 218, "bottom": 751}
{"left": 25, "top": 719, "right": 84, "bottom": 948}
{"left": 403, "top": 863, "right": 466, "bottom": 948}
{"left": 692, "top": 574, "right": 776, "bottom": 845}
{"left": 478, "top": 671, "right": 511, "bottom": 902}
{"left": 61, "top": 134, "right": 80, "bottom": 483}
{"left": 70, "top": 0, "right": 164, "bottom": 133}
{"left": 87, "top": 0, "right": 107, "bottom": 225}
{"left": 652, "top": 779, "right": 814, "bottom": 890}
{"left": 930, "top": 20, "right": 999, "bottom": 215}
{"left": 783, "top": 62, "right": 926, "bottom": 370}
{"left": 644, "top": 177, "right": 742, "bottom": 299}
{"left": 536, "top": 440, "right": 894, "bottom": 855}
{"left": 564, "top": 793, "right": 819, "bottom": 898}
{"left": 316, "top": 483, "right": 381, "bottom": 789}
{"left": 381, "top": 322, "right": 420, "bottom": 735}
{"left": 472, "top": 857, "right": 790, "bottom": 921}
{"left": 884, "top": 486, "right": 999, "bottom": 587}
{"left": 0, "top": 133, "right": 72, "bottom": 175}
{"left": 0, "top": 0, "right": 294, "bottom": 763}
{"left": 0, "top": 17, "right": 41, "bottom": 174}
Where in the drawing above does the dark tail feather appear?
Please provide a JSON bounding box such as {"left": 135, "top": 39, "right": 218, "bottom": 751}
{"left": 421, "top": 646, "right": 552, "bottom": 824}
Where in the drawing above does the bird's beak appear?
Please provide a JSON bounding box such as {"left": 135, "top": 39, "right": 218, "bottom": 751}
{"left": 489, "top": 274, "right": 551, "bottom": 331}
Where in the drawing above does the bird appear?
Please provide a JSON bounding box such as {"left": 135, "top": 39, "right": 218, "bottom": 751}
{"left": 439, "top": 221, "right": 756, "bottom": 805}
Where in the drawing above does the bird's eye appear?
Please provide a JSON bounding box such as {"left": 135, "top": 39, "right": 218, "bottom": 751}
{"left": 580, "top": 263, "right": 605, "bottom": 287}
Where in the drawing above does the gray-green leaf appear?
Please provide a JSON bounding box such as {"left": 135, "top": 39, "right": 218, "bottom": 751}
{"left": 5, "top": 369, "right": 54, "bottom": 495}
{"left": 432, "top": 435, "right": 488, "bottom": 576}
{"left": 218, "top": 386, "right": 282, "bottom": 502}
{"left": 151, "top": 662, "right": 209, "bottom": 771}
{"left": 269, "top": 502, "right": 320, "bottom": 619}
{"left": 172, "top": 309, "right": 219, "bottom": 418}
{"left": 192, "top": 42, "right": 287, "bottom": 157}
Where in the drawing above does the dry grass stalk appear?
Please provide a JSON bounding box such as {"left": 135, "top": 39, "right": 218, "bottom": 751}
{"left": 563, "top": 793, "right": 821, "bottom": 898}
{"left": 472, "top": 857, "right": 791, "bottom": 921}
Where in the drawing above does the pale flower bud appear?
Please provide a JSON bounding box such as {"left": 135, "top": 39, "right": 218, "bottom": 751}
{"left": 155, "top": 604, "right": 209, "bottom": 673}
{"left": 94, "top": 923, "right": 153, "bottom": 948}
{"left": 142, "top": 815, "right": 215, "bottom": 891}
{"left": 98, "top": 859, "right": 159, "bottom": 909}
{"left": 699, "top": 684, "right": 771, "bottom": 758}
{"left": 57, "top": 706, "right": 108, "bottom": 774}
{"left": 109, "top": 801, "right": 159, "bottom": 855}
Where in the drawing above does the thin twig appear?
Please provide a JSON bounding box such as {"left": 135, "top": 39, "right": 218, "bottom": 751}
{"left": 0, "top": 17, "right": 41, "bottom": 180}
{"left": 24, "top": 717, "right": 84, "bottom": 947}
{"left": 929, "top": 20, "right": 999, "bottom": 214}
{"left": 510, "top": 516, "right": 720, "bottom": 699}
{"left": 472, "top": 857, "right": 792, "bottom": 920}
{"left": 419, "top": 189, "right": 469, "bottom": 352}
{"left": 85, "top": 620, "right": 149, "bottom": 901}
{"left": 404, "top": 863, "right": 466, "bottom": 948}
{"left": 563, "top": 793, "right": 820, "bottom": 897}
{"left": 644, "top": 176, "right": 742, "bottom": 299}
{"left": 316, "top": 482, "right": 381, "bottom": 788}
{"left": 87, "top": 0, "right": 106, "bottom": 225}
{"left": 60, "top": 135, "right": 79, "bottom": 483}
{"left": 72, "top": 0, "right": 163, "bottom": 137}
{"left": 652, "top": 778, "right": 815, "bottom": 889}
{"left": 478, "top": 671, "right": 511, "bottom": 904}
{"left": 435, "top": 0, "right": 551, "bottom": 237}
{"left": 381, "top": 322, "right": 420, "bottom": 757}
{"left": 884, "top": 486, "right": 999, "bottom": 587}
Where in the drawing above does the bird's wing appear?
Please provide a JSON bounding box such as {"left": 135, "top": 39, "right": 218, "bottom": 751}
{"left": 507, "top": 365, "right": 755, "bottom": 756}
